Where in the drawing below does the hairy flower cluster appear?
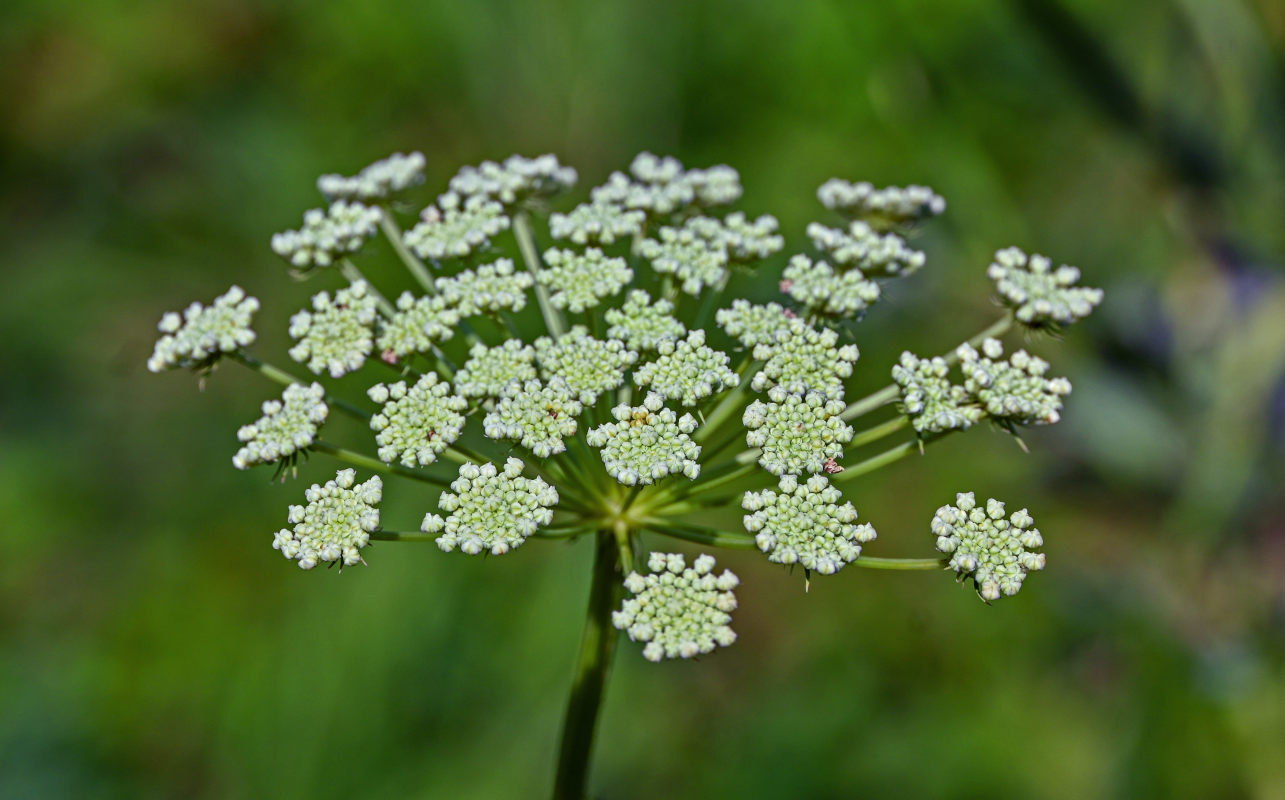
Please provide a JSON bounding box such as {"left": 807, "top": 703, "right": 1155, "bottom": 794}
{"left": 806, "top": 221, "right": 925, "bottom": 277}
{"left": 538, "top": 248, "right": 633, "bottom": 312}
{"left": 318, "top": 151, "right": 426, "bottom": 201}
{"left": 534, "top": 327, "right": 637, "bottom": 404}
{"left": 435, "top": 258, "right": 534, "bottom": 316}
{"left": 892, "top": 352, "right": 983, "bottom": 435}
{"left": 633, "top": 330, "right": 738, "bottom": 406}
{"left": 453, "top": 340, "right": 538, "bottom": 398}
{"left": 817, "top": 179, "right": 945, "bottom": 228}
{"left": 483, "top": 378, "right": 583, "bottom": 457}
{"left": 750, "top": 319, "right": 859, "bottom": 398}
{"left": 586, "top": 392, "right": 701, "bottom": 485}
{"left": 368, "top": 373, "right": 467, "bottom": 467}
{"left": 148, "top": 285, "right": 260, "bottom": 372}
{"left": 549, "top": 201, "right": 646, "bottom": 246}
{"left": 449, "top": 154, "right": 577, "bottom": 208}
{"left": 684, "top": 213, "right": 785, "bottom": 262}
{"left": 614, "top": 553, "right": 739, "bottom": 662}
{"left": 716, "top": 300, "right": 793, "bottom": 349}
{"left": 603, "top": 290, "right": 685, "bottom": 351}
{"left": 404, "top": 192, "right": 510, "bottom": 260}
{"left": 287, "top": 281, "right": 378, "bottom": 378}
{"left": 988, "top": 247, "right": 1104, "bottom": 328}
{"left": 375, "top": 292, "right": 460, "bottom": 361}
{"left": 933, "top": 492, "right": 1045, "bottom": 601}
{"left": 742, "top": 475, "right": 876, "bottom": 574}
{"left": 233, "top": 382, "right": 329, "bottom": 469}
{"left": 780, "top": 254, "right": 881, "bottom": 317}
{"left": 957, "top": 339, "right": 1071, "bottom": 426}
{"left": 592, "top": 153, "right": 742, "bottom": 216}
{"left": 421, "top": 458, "right": 558, "bottom": 555}
{"left": 638, "top": 226, "right": 729, "bottom": 295}
{"left": 744, "top": 387, "right": 854, "bottom": 475}
{"left": 271, "top": 201, "right": 382, "bottom": 270}
{"left": 273, "top": 469, "right": 381, "bottom": 569}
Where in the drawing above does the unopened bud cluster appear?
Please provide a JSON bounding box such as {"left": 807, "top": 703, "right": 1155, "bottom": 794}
{"left": 586, "top": 393, "right": 702, "bottom": 485}
{"left": 816, "top": 179, "right": 945, "bottom": 228}
{"left": 422, "top": 459, "right": 558, "bottom": 555}
{"left": 744, "top": 387, "right": 854, "bottom": 475}
{"left": 614, "top": 553, "right": 739, "bottom": 662}
{"left": 932, "top": 492, "right": 1045, "bottom": 601}
{"left": 271, "top": 201, "right": 382, "bottom": 270}
{"left": 988, "top": 246, "right": 1104, "bottom": 328}
{"left": 368, "top": 373, "right": 467, "bottom": 467}
{"left": 632, "top": 330, "right": 737, "bottom": 406}
{"left": 743, "top": 475, "right": 877, "bottom": 574}
{"left": 318, "top": 151, "right": 426, "bottom": 201}
{"left": 288, "top": 281, "right": 379, "bottom": 378}
{"left": 148, "top": 285, "right": 259, "bottom": 372}
{"left": 234, "top": 382, "right": 329, "bottom": 469}
{"left": 273, "top": 469, "right": 382, "bottom": 570}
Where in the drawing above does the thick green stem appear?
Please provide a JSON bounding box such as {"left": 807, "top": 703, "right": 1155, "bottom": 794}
{"left": 514, "top": 211, "right": 566, "bottom": 338}
{"left": 378, "top": 212, "right": 438, "bottom": 295}
{"left": 310, "top": 440, "right": 452, "bottom": 488}
{"left": 552, "top": 531, "right": 621, "bottom": 800}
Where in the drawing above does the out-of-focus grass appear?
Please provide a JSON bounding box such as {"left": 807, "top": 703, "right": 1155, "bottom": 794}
{"left": 1, "top": 0, "right": 1283, "bottom": 797}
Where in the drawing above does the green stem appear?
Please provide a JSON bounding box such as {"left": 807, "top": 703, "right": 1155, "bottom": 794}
{"left": 552, "top": 531, "right": 621, "bottom": 800}
{"left": 693, "top": 383, "right": 749, "bottom": 445}
{"left": 339, "top": 259, "right": 396, "bottom": 317}
{"left": 370, "top": 530, "right": 435, "bottom": 542}
{"left": 831, "top": 440, "right": 917, "bottom": 483}
{"left": 840, "top": 313, "right": 1015, "bottom": 422}
{"left": 378, "top": 212, "right": 438, "bottom": 295}
{"left": 232, "top": 352, "right": 371, "bottom": 421}
{"left": 514, "top": 211, "right": 565, "bottom": 338}
{"left": 643, "top": 520, "right": 757, "bottom": 550}
{"left": 853, "top": 556, "right": 946, "bottom": 571}
{"left": 310, "top": 440, "right": 452, "bottom": 488}
{"left": 847, "top": 415, "right": 909, "bottom": 449}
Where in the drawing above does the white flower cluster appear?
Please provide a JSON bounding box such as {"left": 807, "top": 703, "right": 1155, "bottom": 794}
{"left": 591, "top": 152, "right": 742, "bottom": 216}
{"left": 750, "top": 318, "right": 859, "bottom": 398}
{"left": 534, "top": 327, "right": 638, "bottom": 404}
{"left": 716, "top": 300, "right": 793, "bottom": 349}
{"left": 683, "top": 213, "right": 785, "bottom": 262}
{"left": 538, "top": 248, "right": 633, "bottom": 312}
{"left": 742, "top": 475, "right": 877, "bottom": 575}
{"left": 549, "top": 201, "right": 646, "bottom": 246}
{"left": 638, "top": 226, "right": 729, "bottom": 295}
{"left": 404, "top": 192, "right": 510, "bottom": 260}
{"left": 453, "top": 340, "right": 538, "bottom": 398}
{"left": 817, "top": 179, "right": 945, "bottom": 228}
{"left": 806, "top": 221, "right": 925, "bottom": 277}
{"left": 988, "top": 247, "right": 1103, "bottom": 328}
{"left": 632, "top": 330, "right": 738, "bottom": 406}
{"left": 614, "top": 552, "right": 739, "bottom": 662}
{"left": 287, "top": 281, "right": 378, "bottom": 378}
{"left": 421, "top": 458, "right": 558, "bottom": 555}
{"left": 932, "top": 492, "right": 1045, "bottom": 601}
{"left": 368, "top": 373, "right": 468, "bottom": 467}
{"left": 435, "top": 258, "right": 533, "bottom": 316}
{"left": 233, "top": 382, "right": 329, "bottom": 469}
{"left": 957, "top": 338, "right": 1071, "bottom": 426}
{"left": 604, "top": 290, "right": 686, "bottom": 351}
{"left": 148, "top": 285, "right": 259, "bottom": 372}
{"left": 892, "top": 352, "right": 983, "bottom": 435}
{"left": 482, "top": 378, "right": 583, "bottom": 457}
{"left": 586, "top": 392, "right": 702, "bottom": 485}
{"left": 448, "top": 154, "right": 577, "bottom": 208}
{"left": 317, "top": 151, "right": 426, "bottom": 201}
{"left": 375, "top": 292, "right": 460, "bottom": 361}
{"left": 744, "top": 387, "right": 854, "bottom": 475}
{"left": 780, "top": 254, "right": 881, "bottom": 317}
{"left": 271, "top": 201, "right": 382, "bottom": 270}
{"left": 273, "top": 469, "right": 382, "bottom": 570}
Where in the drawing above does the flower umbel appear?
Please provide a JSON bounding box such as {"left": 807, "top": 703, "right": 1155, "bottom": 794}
{"left": 421, "top": 458, "right": 558, "bottom": 555}
{"left": 273, "top": 469, "right": 382, "bottom": 570}
{"left": 368, "top": 373, "right": 468, "bottom": 467}
{"left": 742, "top": 474, "right": 877, "bottom": 575}
{"left": 614, "top": 553, "right": 739, "bottom": 662}
{"left": 233, "top": 382, "right": 329, "bottom": 470}
{"left": 288, "top": 280, "right": 379, "bottom": 378}
{"left": 744, "top": 387, "right": 854, "bottom": 475}
{"left": 586, "top": 392, "right": 702, "bottom": 485}
{"left": 148, "top": 285, "right": 259, "bottom": 373}
{"left": 932, "top": 492, "right": 1045, "bottom": 601}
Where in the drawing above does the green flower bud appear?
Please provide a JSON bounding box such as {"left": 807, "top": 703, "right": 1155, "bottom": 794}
{"left": 603, "top": 290, "right": 686, "bottom": 351}
{"left": 375, "top": 291, "right": 460, "bottom": 361}
{"left": 271, "top": 201, "right": 382, "bottom": 270}
{"left": 988, "top": 247, "right": 1103, "bottom": 329}
{"left": 957, "top": 338, "right": 1071, "bottom": 426}
{"left": 892, "top": 351, "right": 983, "bottom": 435}
{"left": 482, "top": 378, "right": 582, "bottom": 457}
{"left": 549, "top": 201, "right": 646, "bottom": 246}
{"left": 404, "top": 192, "right": 510, "bottom": 260}
{"left": 148, "top": 285, "right": 259, "bottom": 372}
{"left": 538, "top": 248, "right": 633, "bottom": 313}
{"left": 234, "top": 382, "right": 329, "bottom": 469}
{"left": 421, "top": 458, "right": 558, "bottom": 555}
{"left": 368, "top": 372, "right": 468, "bottom": 467}
{"left": 806, "top": 221, "right": 925, "bottom": 277}
{"left": 743, "top": 386, "right": 854, "bottom": 475}
{"left": 454, "top": 340, "right": 538, "bottom": 399}
{"left": 534, "top": 326, "right": 638, "bottom": 405}
{"left": 742, "top": 474, "right": 876, "bottom": 575}
{"left": 317, "top": 151, "right": 426, "bottom": 201}
{"left": 586, "top": 392, "right": 702, "bottom": 485}
{"left": 614, "top": 552, "right": 739, "bottom": 662}
{"left": 932, "top": 492, "right": 1045, "bottom": 601}
{"left": 435, "top": 258, "right": 534, "bottom": 316}
{"left": 817, "top": 178, "right": 945, "bottom": 229}
{"left": 780, "top": 253, "right": 881, "bottom": 317}
{"left": 273, "top": 469, "right": 381, "bottom": 570}
{"left": 288, "top": 280, "right": 379, "bottom": 378}
{"left": 633, "top": 330, "right": 738, "bottom": 406}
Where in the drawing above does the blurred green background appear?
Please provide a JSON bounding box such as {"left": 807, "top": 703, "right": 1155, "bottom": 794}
{"left": 3, "top": 0, "right": 1285, "bottom": 797}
